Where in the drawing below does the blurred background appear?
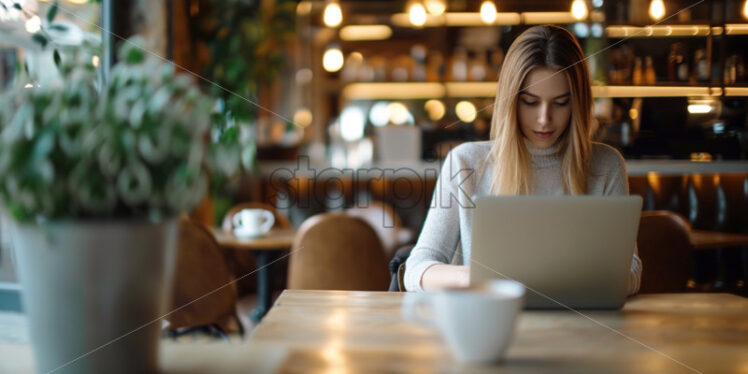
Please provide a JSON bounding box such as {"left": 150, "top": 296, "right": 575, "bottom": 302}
{"left": 1, "top": 0, "right": 748, "bottom": 165}
{"left": 2, "top": 0, "right": 748, "bottom": 306}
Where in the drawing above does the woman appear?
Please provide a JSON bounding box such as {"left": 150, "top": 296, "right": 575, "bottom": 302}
{"left": 404, "top": 25, "right": 642, "bottom": 293}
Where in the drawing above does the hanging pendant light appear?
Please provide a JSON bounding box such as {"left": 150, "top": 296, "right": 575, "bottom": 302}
{"left": 323, "top": 1, "right": 343, "bottom": 28}
{"left": 571, "top": 0, "right": 588, "bottom": 21}
{"left": 409, "top": 2, "right": 427, "bottom": 27}
{"left": 649, "top": 0, "right": 665, "bottom": 21}
{"left": 323, "top": 46, "right": 344, "bottom": 73}
{"left": 424, "top": 0, "right": 446, "bottom": 15}
{"left": 480, "top": 1, "right": 498, "bottom": 24}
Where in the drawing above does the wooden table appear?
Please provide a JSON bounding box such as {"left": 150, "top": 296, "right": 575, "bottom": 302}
{"left": 690, "top": 229, "right": 748, "bottom": 250}
{"left": 212, "top": 228, "right": 296, "bottom": 323}
{"left": 2, "top": 292, "right": 747, "bottom": 373}
{"left": 0, "top": 340, "right": 288, "bottom": 374}
{"left": 248, "top": 290, "right": 748, "bottom": 373}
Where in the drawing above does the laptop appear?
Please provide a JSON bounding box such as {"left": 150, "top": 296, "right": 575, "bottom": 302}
{"left": 470, "top": 195, "right": 642, "bottom": 310}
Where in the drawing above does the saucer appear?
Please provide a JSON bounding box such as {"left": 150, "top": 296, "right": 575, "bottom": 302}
{"left": 233, "top": 228, "right": 269, "bottom": 239}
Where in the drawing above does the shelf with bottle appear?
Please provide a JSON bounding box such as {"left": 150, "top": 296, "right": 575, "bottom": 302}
{"left": 606, "top": 40, "right": 748, "bottom": 88}
{"left": 605, "top": 24, "right": 748, "bottom": 38}
{"left": 340, "top": 82, "right": 748, "bottom": 100}
{"left": 338, "top": 40, "right": 747, "bottom": 100}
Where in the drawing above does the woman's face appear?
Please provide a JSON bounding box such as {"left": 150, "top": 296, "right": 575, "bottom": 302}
{"left": 517, "top": 67, "right": 572, "bottom": 149}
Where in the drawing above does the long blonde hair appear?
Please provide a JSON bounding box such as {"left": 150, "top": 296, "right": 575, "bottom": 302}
{"left": 489, "top": 25, "right": 592, "bottom": 195}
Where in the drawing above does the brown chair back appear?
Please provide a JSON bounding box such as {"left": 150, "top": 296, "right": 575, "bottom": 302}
{"left": 346, "top": 201, "right": 415, "bottom": 260}
{"left": 288, "top": 213, "right": 390, "bottom": 291}
{"left": 168, "top": 217, "right": 241, "bottom": 332}
{"left": 637, "top": 211, "right": 693, "bottom": 293}
{"left": 221, "top": 202, "right": 291, "bottom": 231}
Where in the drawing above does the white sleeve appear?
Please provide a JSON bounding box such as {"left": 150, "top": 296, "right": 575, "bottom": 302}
{"left": 604, "top": 148, "right": 642, "bottom": 295}
{"left": 403, "top": 148, "right": 469, "bottom": 291}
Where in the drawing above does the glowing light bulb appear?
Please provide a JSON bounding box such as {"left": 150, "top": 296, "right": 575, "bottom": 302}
{"left": 571, "top": 0, "right": 588, "bottom": 21}
{"left": 322, "top": 47, "right": 344, "bottom": 72}
{"left": 649, "top": 0, "right": 665, "bottom": 21}
{"left": 294, "top": 108, "right": 313, "bottom": 128}
{"left": 480, "top": 1, "right": 497, "bottom": 24}
{"left": 455, "top": 101, "right": 477, "bottom": 123}
{"left": 409, "top": 3, "right": 427, "bottom": 27}
{"left": 340, "top": 107, "right": 365, "bottom": 141}
{"left": 425, "top": 0, "right": 446, "bottom": 15}
{"left": 743, "top": 0, "right": 748, "bottom": 19}
{"left": 388, "top": 102, "right": 411, "bottom": 125}
{"left": 424, "top": 100, "right": 446, "bottom": 121}
{"left": 323, "top": 1, "right": 343, "bottom": 28}
{"left": 369, "top": 102, "right": 390, "bottom": 127}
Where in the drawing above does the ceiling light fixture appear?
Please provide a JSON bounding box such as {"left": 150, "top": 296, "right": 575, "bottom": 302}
{"left": 571, "top": 0, "right": 588, "bottom": 21}
{"left": 323, "top": 1, "right": 342, "bottom": 28}
{"left": 480, "top": 1, "right": 497, "bottom": 24}
{"left": 649, "top": 0, "right": 665, "bottom": 21}
{"left": 409, "top": 2, "right": 427, "bottom": 27}
{"left": 425, "top": 0, "right": 446, "bottom": 15}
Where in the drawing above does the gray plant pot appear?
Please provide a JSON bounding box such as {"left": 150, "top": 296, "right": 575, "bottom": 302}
{"left": 10, "top": 219, "right": 178, "bottom": 374}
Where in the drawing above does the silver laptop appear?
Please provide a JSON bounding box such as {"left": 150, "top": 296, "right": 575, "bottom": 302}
{"left": 470, "top": 195, "right": 642, "bottom": 310}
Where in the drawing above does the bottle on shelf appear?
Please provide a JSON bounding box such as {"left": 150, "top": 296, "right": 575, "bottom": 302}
{"left": 724, "top": 55, "right": 737, "bottom": 85}
{"left": 644, "top": 56, "right": 656, "bottom": 85}
{"left": 667, "top": 43, "right": 679, "bottom": 82}
{"left": 391, "top": 55, "right": 409, "bottom": 82}
{"left": 694, "top": 48, "right": 709, "bottom": 82}
{"left": 468, "top": 50, "right": 487, "bottom": 82}
{"left": 450, "top": 47, "right": 468, "bottom": 82}
{"left": 668, "top": 43, "right": 689, "bottom": 83}
{"left": 488, "top": 47, "right": 504, "bottom": 81}
{"left": 411, "top": 44, "right": 427, "bottom": 82}
{"left": 632, "top": 57, "right": 643, "bottom": 86}
{"left": 426, "top": 51, "right": 445, "bottom": 82}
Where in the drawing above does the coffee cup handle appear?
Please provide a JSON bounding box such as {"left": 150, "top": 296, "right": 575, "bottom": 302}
{"left": 259, "top": 210, "right": 275, "bottom": 233}
{"left": 402, "top": 293, "right": 434, "bottom": 326}
{"left": 232, "top": 213, "right": 243, "bottom": 228}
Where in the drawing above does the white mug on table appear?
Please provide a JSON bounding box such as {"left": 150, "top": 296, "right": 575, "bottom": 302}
{"left": 402, "top": 279, "right": 525, "bottom": 364}
{"left": 232, "top": 209, "right": 275, "bottom": 238}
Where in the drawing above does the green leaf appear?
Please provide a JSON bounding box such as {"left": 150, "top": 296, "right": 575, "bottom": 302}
{"left": 47, "top": 2, "right": 58, "bottom": 23}
{"left": 53, "top": 50, "right": 61, "bottom": 66}
{"left": 125, "top": 46, "right": 145, "bottom": 64}
{"left": 49, "top": 23, "right": 69, "bottom": 32}
{"left": 31, "top": 34, "right": 48, "bottom": 48}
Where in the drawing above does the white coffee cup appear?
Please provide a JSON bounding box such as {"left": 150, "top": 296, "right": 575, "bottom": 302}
{"left": 232, "top": 209, "right": 275, "bottom": 238}
{"left": 402, "top": 280, "right": 525, "bottom": 364}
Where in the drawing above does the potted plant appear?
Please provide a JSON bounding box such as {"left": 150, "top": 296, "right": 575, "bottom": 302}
{"left": 0, "top": 18, "right": 218, "bottom": 372}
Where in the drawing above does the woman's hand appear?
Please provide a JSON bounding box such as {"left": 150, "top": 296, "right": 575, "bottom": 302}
{"left": 420, "top": 264, "right": 471, "bottom": 291}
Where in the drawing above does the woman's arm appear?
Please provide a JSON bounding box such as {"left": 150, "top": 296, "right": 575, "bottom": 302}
{"left": 421, "top": 264, "right": 470, "bottom": 291}
{"left": 602, "top": 145, "right": 642, "bottom": 295}
{"left": 404, "top": 146, "right": 473, "bottom": 291}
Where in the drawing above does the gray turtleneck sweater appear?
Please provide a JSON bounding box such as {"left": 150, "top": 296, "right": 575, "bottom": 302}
{"left": 404, "top": 140, "right": 643, "bottom": 294}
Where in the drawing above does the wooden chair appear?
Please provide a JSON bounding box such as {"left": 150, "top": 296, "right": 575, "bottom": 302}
{"left": 637, "top": 211, "right": 693, "bottom": 294}
{"left": 345, "top": 201, "right": 415, "bottom": 260}
{"left": 287, "top": 213, "right": 390, "bottom": 291}
{"left": 221, "top": 202, "right": 291, "bottom": 296}
{"left": 167, "top": 217, "right": 242, "bottom": 335}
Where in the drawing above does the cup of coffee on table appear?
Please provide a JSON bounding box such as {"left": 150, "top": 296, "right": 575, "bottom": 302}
{"left": 402, "top": 279, "right": 525, "bottom": 364}
{"left": 232, "top": 209, "right": 275, "bottom": 238}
